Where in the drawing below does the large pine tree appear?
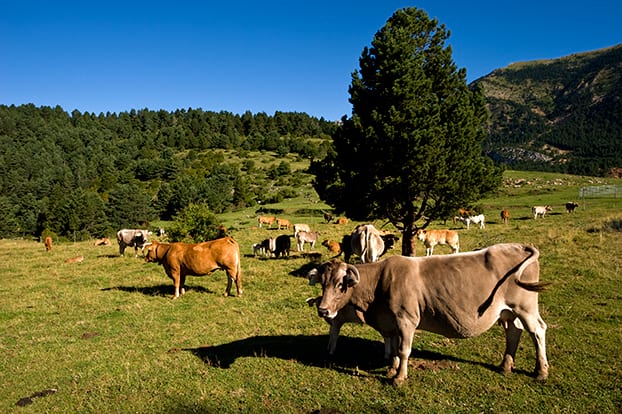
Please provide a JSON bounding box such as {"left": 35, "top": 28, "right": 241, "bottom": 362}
{"left": 311, "top": 7, "right": 502, "bottom": 255}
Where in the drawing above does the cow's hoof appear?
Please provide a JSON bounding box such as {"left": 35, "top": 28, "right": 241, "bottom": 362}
{"left": 535, "top": 371, "right": 549, "bottom": 381}
{"left": 392, "top": 376, "right": 407, "bottom": 386}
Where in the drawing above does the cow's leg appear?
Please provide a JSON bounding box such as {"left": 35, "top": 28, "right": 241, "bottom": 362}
{"left": 179, "top": 275, "right": 186, "bottom": 296}
{"left": 393, "top": 327, "right": 415, "bottom": 385}
{"left": 383, "top": 336, "right": 392, "bottom": 359}
{"left": 119, "top": 243, "right": 125, "bottom": 256}
{"left": 520, "top": 313, "right": 549, "bottom": 380}
{"left": 327, "top": 319, "right": 343, "bottom": 355}
{"left": 500, "top": 312, "right": 522, "bottom": 375}
{"left": 168, "top": 269, "right": 182, "bottom": 299}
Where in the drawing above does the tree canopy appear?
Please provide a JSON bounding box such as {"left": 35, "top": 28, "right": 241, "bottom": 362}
{"left": 310, "top": 7, "right": 502, "bottom": 255}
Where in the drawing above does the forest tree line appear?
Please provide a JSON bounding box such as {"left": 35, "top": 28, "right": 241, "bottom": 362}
{"left": 0, "top": 104, "right": 336, "bottom": 240}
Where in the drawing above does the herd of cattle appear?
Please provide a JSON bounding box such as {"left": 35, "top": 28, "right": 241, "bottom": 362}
{"left": 38, "top": 202, "right": 581, "bottom": 384}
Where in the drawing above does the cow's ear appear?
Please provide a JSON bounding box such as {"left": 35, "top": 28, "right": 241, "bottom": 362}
{"left": 344, "top": 265, "right": 360, "bottom": 287}
{"left": 307, "top": 268, "right": 318, "bottom": 286}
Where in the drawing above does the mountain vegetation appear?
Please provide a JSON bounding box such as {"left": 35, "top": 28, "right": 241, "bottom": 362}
{"left": 473, "top": 43, "right": 622, "bottom": 176}
{"left": 0, "top": 105, "right": 335, "bottom": 239}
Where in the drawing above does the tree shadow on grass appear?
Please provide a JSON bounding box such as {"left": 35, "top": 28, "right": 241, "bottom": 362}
{"left": 183, "top": 334, "right": 509, "bottom": 380}
{"left": 101, "top": 284, "right": 215, "bottom": 297}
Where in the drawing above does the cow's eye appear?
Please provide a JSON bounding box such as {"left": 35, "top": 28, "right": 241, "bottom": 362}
{"left": 336, "top": 282, "right": 343, "bottom": 290}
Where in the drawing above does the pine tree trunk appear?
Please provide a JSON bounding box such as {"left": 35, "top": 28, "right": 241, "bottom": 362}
{"left": 401, "top": 224, "right": 417, "bottom": 257}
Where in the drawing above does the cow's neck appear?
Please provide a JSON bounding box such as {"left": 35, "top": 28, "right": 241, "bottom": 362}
{"left": 349, "top": 269, "right": 380, "bottom": 312}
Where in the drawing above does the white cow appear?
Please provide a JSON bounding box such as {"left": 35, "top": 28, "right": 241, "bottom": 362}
{"left": 532, "top": 206, "right": 552, "bottom": 219}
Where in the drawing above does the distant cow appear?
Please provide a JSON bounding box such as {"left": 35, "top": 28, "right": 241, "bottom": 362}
{"left": 532, "top": 206, "right": 552, "bottom": 219}
{"left": 274, "top": 234, "right": 291, "bottom": 258}
{"left": 116, "top": 229, "right": 149, "bottom": 256}
{"left": 252, "top": 242, "right": 266, "bottom": 257}
{"left": 342, "top": 231, "right": 397, "bottom": 263}
{"left": 64, "top": 255, "right": 84, "bottom": 264}
{"left": 296, "top": 231, "right": 320, "bottom": 252}
{"left": 416, "top": 229, "right": 459, "bottom": 256}
{"left": 276, "top": 218, "right": 291, "bottom": 230}
{"left": 501, "top": 209, "right": 510, "bottom": 225}
{"left": 94, "top": 237, "right": 111, "bottom": 246}
{"left": 260, "top": 237, "right": 276, "bottom": 257}
{"left": 308, "top": 243, "right": 550, "bottom": 385}
{"left": 257, "top": 215, "right": 276, "bottom": 228}
{"left": 565, "top": 202, "right": 579, "bottom": 213}
{"left": 44, "top": 236, "right": 53, "bottom": 252}
{"left": 323, "top": 212, "right": 333, "bottom": 223}
{"left": 456, "top": 214, "right": 485, "bottom": 229}
{"left": 144, "top": 237, "right": 242, "bottom": 299}
{"left": 322, "top": 240, "right": 342, "bottom": 255}
{"left": 293, "top": 223, "right": 311, "bottom": 235}
{"left": 350, "top": 224, "right": 384, "bottom": 263}
{"left": 336, "top": 217, "right": 349, "bottom": 225}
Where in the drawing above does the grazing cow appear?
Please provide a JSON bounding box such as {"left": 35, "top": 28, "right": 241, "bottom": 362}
{"left": 532, "top": 206, "right": 552, "bottom": 219}
{"left": 296, "top": 231, "right": 320, "bottom": 252}
{"left": 308, "top": 243, "right": 550, "bottom": 385}
{"left": 565, "top": 202, "right": 579, "bottom": 213}
{"left": 501, "top": 209, "right": 510, "bottom": 225}
{"left": 336, "top": 217, "right": 349, "bottom": 225}
{"left": 94, "top": 237, "right": 111, "bottom": 246}
{"left": 252, "top": 242, "right": 265, "bottom": 257}
{"left": 322, "top": 240, "right": 342, "bottom": 256}
{"left": 323, "top": 212, "right": 333, "bottom": 224}
{"left": 456, "top": 214, "right": 485, "bottom": 229}
{"left": 416, "top": 229, "right": 459, "bottom": 256}
{"left": 257, "top": 215, "right": 276, "bottom": 228}
{"left": 274, "top": 234, "right": 291, "bottom": 258}
{"left": 260, "top": 237, "right": 276, "bottom": 257}
{"left": 306, "top": 296, "right": 391, "bottom": 359}
{"left": 144, "top": 237, "right": 242, "bottom": 299}
{"left": 276, "top": 218, "right": 291, "bottom": 230}
{"left": 293, "top": 223, "right": 311, "bottom": 235}
{"left": 116, "top": 229, "right": 149, "bottom": 256}
{"left": 44, "top": 236, "right": 53, "bottom": 252}
{"left": 349, "top": 224, "right": 385, "bottom": 263}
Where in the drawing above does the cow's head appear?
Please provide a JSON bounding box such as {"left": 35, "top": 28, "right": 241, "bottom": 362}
{"left": 415, "top": 229, "right": 426, "bottom": 241}
{"left": 143, "top": 241, "right": 160, "bottom": 263}
{"left": 307, "top": 259, "right": 359, "bottom": 319}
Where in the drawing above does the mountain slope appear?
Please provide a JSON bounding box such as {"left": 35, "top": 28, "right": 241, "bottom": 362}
{"left": 471, "top": 44, "right": 622, "bottom": 176}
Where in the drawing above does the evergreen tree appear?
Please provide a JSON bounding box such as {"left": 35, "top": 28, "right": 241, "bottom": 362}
{"left": 310, "top": 7, "right": 501, "bottom": 255}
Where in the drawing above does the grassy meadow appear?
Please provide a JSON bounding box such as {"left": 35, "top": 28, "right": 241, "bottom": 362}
{"left": 1, "top": 170, "right": 621, "bottom": 413}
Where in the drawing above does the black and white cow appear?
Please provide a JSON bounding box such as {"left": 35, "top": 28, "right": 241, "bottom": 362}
{"left": 117, "top": 229, "right": 149, "bottom": 257}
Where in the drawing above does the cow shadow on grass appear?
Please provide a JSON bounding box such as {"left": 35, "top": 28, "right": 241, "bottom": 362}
{"left": 102, "top": 284, "right": 215, "bottom": 297}
{"left": 184, "top": 334, "right": 507, "bottom": 381}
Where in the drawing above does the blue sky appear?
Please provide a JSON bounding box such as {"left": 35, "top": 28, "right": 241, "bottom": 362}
{"left": 1, "top": 1, "right": 620, "bottom": 120}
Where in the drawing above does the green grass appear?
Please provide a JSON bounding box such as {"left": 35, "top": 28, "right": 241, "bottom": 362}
{"left": 1, "top": 171, "right": 621, "bottom": 413}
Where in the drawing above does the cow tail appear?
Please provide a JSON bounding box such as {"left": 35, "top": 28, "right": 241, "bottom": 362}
{"left": 362, "top": 228, "right": 371, "bottom": 263}
{"left": 514, "top": 245, "right": 550, "bottom": 292}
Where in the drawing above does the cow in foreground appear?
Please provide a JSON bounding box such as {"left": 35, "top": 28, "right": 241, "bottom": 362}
{"left": 416, "top": 228, "right": 459, "bottom": 256}
{"left": 532, "top": 205, "right": 552, "bottom": 219}
{"left": 565, "top": 202, "right": 579, "bottom": 213}
{"left": 306, "top": 296, "right": 391, "bottom": 359}
{"left": 308, "top": 243, "right": 549, "bottom": 385}
{"left": 117, "top": 229, "right": 149, "bottom": 256}
{"left": 144, "top": 237, "right": 242, "bottom": 299}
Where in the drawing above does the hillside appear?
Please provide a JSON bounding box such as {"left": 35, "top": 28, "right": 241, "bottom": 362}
{"left": 472, "top": 44, "right": 622, "bottom": 176}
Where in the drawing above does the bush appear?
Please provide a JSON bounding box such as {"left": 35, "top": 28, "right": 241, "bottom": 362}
{"left": 167, "top": 203, "right": 222, "bottom": 242}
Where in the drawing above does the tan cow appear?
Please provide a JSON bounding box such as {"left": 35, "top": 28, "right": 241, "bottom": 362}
{"left": 416, "top": 229, "right": 459, "bottom": 256}
{"left": 501, "top": 209, "right": 510, "bottom": 225}
{"left": 144, "top": 237, "right": 242, "bottom": 299}
{"left": 308, "top": 244, "right": 550, "bottom": 385}
{"left": 306, "top": 296, "right": 391, "bottom": 359}
{"left": 65, "top": 255, "right": 84, "bottom": 264}
{"left": 336, "top": 217, "right": 349, "bottom": 225}
{"left": 296, "top": 230, "right": 320, "bottom": 252}
{"left": 44, "top": 236, "right": 53, "bottom": 252}
{"left": 94, "top": 237, "right": 111, "bottom": 246}
{"left": 257, "top": 215, "right": 276, "bottom": 228}
{"left": 276, "top": 218, "right": 291, "bottom": 230}
{"left": 321, "top": 240, "right": 341, "bottom": 255}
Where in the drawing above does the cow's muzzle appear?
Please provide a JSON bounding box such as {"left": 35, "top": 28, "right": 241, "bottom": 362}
{"left": 317, "top": 307, "right": 331, "bottom": 318}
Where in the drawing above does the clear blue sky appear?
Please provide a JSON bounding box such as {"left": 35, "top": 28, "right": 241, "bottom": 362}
{"left": 1, "top": 1, "right": 620, "bottom": 120}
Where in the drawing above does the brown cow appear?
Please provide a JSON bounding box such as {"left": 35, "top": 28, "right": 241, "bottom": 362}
{"left": 336, "top": 217, "right": 349, "bottom": 225}
{"left": 144, "top": 237, "right": 242, "bottom": 299}
{"left": 44, "top": 236, "right": 53, "bottom": 252}
{"left": 308, "top": 244, "right": 549, "bottom": 385}
{"left": 416, "top": 228, "right": 459, "bottom": 256}
{"left": 94, "top": 237, "right": 111, "bottom": 246}
{"left": 276, "top": 218, "right": 291, "bottom": 230}
{"left": 257, "top": 215, "right": 276, "bottom": 228}
{"left": 322, "top": 240, "right": 342, "bottom": 255}
{"left": 501, "top": 209, "right": 510, "bottom": 225}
